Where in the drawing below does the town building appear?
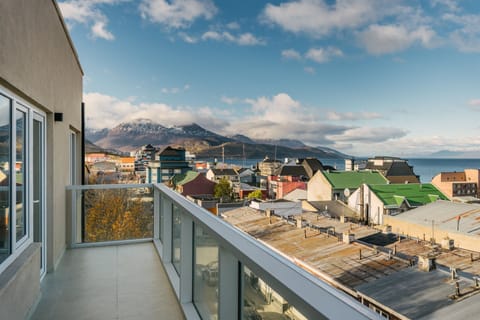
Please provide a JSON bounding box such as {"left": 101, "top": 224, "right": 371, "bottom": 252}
{"left": 238, "top": 167, "right": 256, "bottom": 184}
{"left": 383, "top": 200, "right": 480, "bottom": 252}
{"left": 307, "top": 170, "right": 388, "bottom": 202}
{"left": 235, "top": 183, "right": 267, "bottom": 200}
{"left": 85, "top": 152, "right": 109, "bottom": 164}
{"left": 206, "top": 168, "right": 239, "bottom": 184}
{"left": 348, "top": 183, "right": 448, "bottom": 225}
{"left": 268, "top": 165, "right": 308, "bottom": 199}
{"left": 170, "top": 171, "right": 216, "bottom": 197}
{"left": 298, "top": 157, "right": 324, "bottom": 179}
{"left": 365, "top": 156, "right": 420, "bottom": 183}
{"left": 431, "top": 169, "right": 480, "bottom": 201}
{"left": 0, "top": 0, "right": 83, "bottom": 317}
{"left": 257, "top": 156, "right": 282, "bottom": 176}
{"left": 146, "top": 146, "right": 190, "bottom": 183}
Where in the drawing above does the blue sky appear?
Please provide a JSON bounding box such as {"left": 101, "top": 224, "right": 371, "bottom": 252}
{"left": 59, "top": 0, "right": 480, "bottom": 157}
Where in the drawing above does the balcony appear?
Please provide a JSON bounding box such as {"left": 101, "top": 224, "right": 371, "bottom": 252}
{"left": 31, "top": 183, "right": 380, "bottom": 319}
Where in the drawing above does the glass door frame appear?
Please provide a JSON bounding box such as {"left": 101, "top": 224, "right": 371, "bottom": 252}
{"left": 32, "top": 112, "right": 46, "bottom": 278}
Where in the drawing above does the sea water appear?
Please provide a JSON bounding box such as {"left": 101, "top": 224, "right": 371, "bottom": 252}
{"left": 215, "top": 158, "right": 480, "bottom": 183}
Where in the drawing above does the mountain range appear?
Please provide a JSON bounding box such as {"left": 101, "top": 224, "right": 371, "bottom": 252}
{"left": 86, "top": 119, "right": 349, "bottom": 159}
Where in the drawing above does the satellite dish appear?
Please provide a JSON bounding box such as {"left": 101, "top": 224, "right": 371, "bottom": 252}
{"left": 344, "top": 188, "right": 351, "bottom": 197}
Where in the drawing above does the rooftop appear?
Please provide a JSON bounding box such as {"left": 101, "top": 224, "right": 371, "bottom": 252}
{"left": 368, "top": 183, "right": 448, "bottom": 207}
{"left": 391, "top": 200, "right": 480, "bottom": 236}
{"left": 222, "top": 206, "right": 480, "bottom": 319}
{"left": 171, "top": 170, "right": 199, "bottom": 186}
{"left": 322, "top": 171, "right": 388, "bottom": 189}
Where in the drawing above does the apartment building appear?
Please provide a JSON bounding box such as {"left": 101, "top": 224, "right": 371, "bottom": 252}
{"left": 432, "top": 169, "right": 480, "bottom": 201}
{"left": 0, "top": 0, "right": 83, "bottom": 318}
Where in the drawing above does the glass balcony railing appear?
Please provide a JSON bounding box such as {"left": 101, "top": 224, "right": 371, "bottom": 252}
{"left": 67, "top": 183, "right": 380, "bottom": 319}
{"left": 67, "top": 184, "right": 154, "bottom": 245}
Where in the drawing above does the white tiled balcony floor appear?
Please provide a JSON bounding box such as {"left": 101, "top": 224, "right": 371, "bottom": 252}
{"left": 31, "top": 243, "right": 184, "bottom": 320}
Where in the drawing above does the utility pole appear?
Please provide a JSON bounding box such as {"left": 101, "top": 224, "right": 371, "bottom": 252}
{"left": 222, "top": 145, "right": 225, "bottom": 165}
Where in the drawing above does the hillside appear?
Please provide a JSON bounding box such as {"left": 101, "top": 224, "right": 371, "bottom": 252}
{"left": 86, "top": 120, "right": 349, "bottom": 159}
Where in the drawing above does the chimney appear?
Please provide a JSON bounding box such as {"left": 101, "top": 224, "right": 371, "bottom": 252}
{"left": 296, "top": 218, "right": 303, "bottom": 229}
{"left": 418, "top": 254, "right": 436, "bottom": 272}
{"left": 441, "top": 237, "right": 454, "bottom": 250}
{"left": 343, "top": 231, "right": 355, "bottom": 244}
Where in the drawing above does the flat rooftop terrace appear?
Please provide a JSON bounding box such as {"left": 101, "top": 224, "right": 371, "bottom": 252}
{"left": 30, "top": 243, "right": 184, "bottom": 320}
{"left": 223, "top": 207, "right": 410, "bottom": 288}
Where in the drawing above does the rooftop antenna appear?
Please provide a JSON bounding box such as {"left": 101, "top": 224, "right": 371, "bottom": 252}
{"left": 222, "top": 145, "right": 225, "bottom": 165}
{"left": 243, "top": 143, "right": 246, "bottom": 168}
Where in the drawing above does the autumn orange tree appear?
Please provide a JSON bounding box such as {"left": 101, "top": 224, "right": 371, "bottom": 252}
{"left": 83, "top": 188, "right": 153, "bottom": 242}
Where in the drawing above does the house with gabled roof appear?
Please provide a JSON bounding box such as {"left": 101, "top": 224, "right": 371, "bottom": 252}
{"left": 170, "top": 171, "right": 216, "bottom": 197}
{"left": 268, "top": 165, "right": 308, "bottom": 199}
{"left": 308, "top": 170, "right": 388, "bottom": 202}
{"left": 348, "top": 183, "right": 448, "bottom": 225}
{"left": 298, "top": 158, "right": 324, "bottom": 179}
{"left": 206, "top": 168, "right": 239, "bottom": 184}
{"left": 365, "top": 156, "right": 420, "bottom": 184}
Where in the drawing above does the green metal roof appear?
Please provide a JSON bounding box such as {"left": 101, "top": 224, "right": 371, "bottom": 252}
{"left": 171, "top": 171, "right": 199, "bottom": 186}
{"left": 322, "top": 171, "right": 388, "bottom": 189}
{"left": 368, "top": 183, "right": 449, "bottom": 207}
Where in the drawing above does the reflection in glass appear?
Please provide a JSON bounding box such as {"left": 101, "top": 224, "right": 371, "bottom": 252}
{"left": 0, "top": 95, "right": 10, "bottom": 263}
{"left": 243, "top": 266, "right": 307, "bottom": 320}
{"left": 172, "top": 204, "right": 181, "bottom": 274}
{"left": 82, "top": 187, "right": 154, "bottom": 242}
{"left": 193, "top": 224, "right": 219, "bottom": 319}
{"left": 15, "top": 109, "right": 26, "bottom": 242}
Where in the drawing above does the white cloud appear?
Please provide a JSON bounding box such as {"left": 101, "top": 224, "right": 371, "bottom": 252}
{"left": 305, "top": 47, "right": 343, "bottom": 63}
{"left": 139, "top": 0, "right": 217, "bottom": 29}
{"left": 328, "top": 127, "right": 407, "bottom": 143}
{"left": 84, "top": 91, "right": 415, "bottom": 152}
{"left": 226, "top": 22, "right": 240, "bottom": 30}
{"left": 178, "top": 32, "right": 198, "bottom": 43}
{"left": 58, "top": 0, "right": 119, "bottom": 40}
{"left": 443, "top": 13, "right": 480, "bottom": 52}
{"left": 358, "top": 24, "right": 436, "bottom": 54}
{"left": 262, "top": 0, "right": 388, "bottom": 38}
{"left": 430, "top": 0, "right": 459, "bottom": 12}
{"left": 326, "top": 111, "right": 383, "bottom": 121}
{"left": 281, "top": 49, "right": 302, "bottom": 60}
{"left": 201, "top": 31, "right": 265, "bottom": 46}
{"left": 84, "top": 92, "right": 227, "bottom": 130}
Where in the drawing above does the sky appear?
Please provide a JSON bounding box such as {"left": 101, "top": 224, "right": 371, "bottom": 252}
{"left": 58, "top": 0, "right": 480, "bottom": 157}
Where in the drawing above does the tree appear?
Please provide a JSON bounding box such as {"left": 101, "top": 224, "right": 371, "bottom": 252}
{"left": 83, "top": 188, "right": 153, "bottom": 242}
{"left": 247, "top": 189, "right": 263, "bottom": 200}
{"left": 214, "top": 178, "right": 233, "bottom": 203}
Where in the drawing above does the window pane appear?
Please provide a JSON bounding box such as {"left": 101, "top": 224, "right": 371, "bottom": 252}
{"left": 0, "top": 95, "right": 10, "bottom": 263}
{"left": 193, "top": 224, "right": 219, "bottom": 319}
{"left": 172, "top": 204, "right": 181, "bottom": 274}
{"left": 15, "top": 109, "right": 26, "bottom": 242}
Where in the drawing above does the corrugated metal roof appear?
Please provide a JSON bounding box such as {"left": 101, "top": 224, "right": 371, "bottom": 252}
{"left": 393, "top": 200, "right": 480, "bottom": 235}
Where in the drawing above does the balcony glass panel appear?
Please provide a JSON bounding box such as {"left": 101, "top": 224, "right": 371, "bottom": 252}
{"left": 243, "top": 266, "right": 306, "bottom": 320}
{"left": 80, "top": 187, "right": 153, "bottom": 243}
{"left": 193, "top": 223, "right": 219, "bottom": 319}
{"left": 172, "top": 204, "right": 181, "bottom": 274}
{"left": 0, "top": 95, "right": 10, "bottom": 263}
